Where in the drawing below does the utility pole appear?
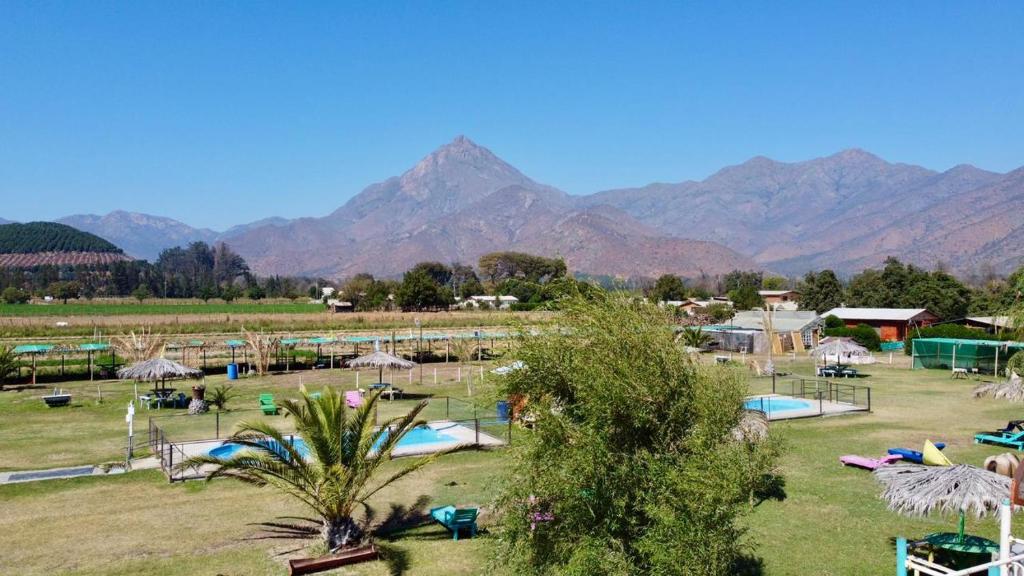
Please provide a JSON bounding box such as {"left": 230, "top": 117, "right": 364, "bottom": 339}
{"left": 416, "top": 318, "right": 422, "bottom": 385}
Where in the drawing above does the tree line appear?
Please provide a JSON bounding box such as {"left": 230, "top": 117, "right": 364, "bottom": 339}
{"left": 0, "top": 241, "right": 327, "bottom": 304}
{"left": 340, "top": 252, "right": 578, "bottom": 312}
{"left": 644, "top": 257, "right": 1024, "bottom": 322}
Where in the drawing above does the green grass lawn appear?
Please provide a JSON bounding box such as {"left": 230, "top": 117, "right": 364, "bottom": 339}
{"left": 4, "top": 357, "right": 1024, "bottom": 574}
{"left": 0, "top": 362, "right": 501, "bottom": 470}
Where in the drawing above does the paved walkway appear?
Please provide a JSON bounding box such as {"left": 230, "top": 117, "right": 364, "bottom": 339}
{"left": 0, "top": 456, "right": 159, "bottom": 485}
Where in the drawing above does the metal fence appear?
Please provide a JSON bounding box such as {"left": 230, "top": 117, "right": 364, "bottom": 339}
{"left": 753, "top": 375, "right": 872, "bottom": 419}
{"left": 146, "top": 396, "right": 511, "bottom": 483}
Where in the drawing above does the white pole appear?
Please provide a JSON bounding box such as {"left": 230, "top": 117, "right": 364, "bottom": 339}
{"left": 433, "top": 367, "right": 437, "bottom": 385}
{"left": 457, "top": 366, "right": 461, "bottom": 382}
{"left": 1000, "top": 499, "right": 1011, "bottom": 576}
{"left": 356, "top": 371, "right": 360, "bottom": 389}
{"left": 952, "top": 345, "right": 957, "bottom": 373}
{"left": 408, "top": 369, "right": 412, "bottom": 384}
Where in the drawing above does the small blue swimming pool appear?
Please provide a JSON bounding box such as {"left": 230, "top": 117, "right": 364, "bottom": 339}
{"left": 744, "top": 397, "right": 812, "bottom": 413}
{"left": 207, "top": 425, "right": 458, "bottom": 459}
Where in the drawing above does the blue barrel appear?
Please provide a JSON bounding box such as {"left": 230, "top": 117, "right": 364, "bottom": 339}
{"left": 226, "top": 363, "right": 238, "bottom": 380}
{"left": 496, "top": 400, "right": 510, "bottom": 421}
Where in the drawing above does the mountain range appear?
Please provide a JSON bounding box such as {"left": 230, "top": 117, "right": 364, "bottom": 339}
{"left": 8, "top": 137, "right": 1024, "bottom": 278}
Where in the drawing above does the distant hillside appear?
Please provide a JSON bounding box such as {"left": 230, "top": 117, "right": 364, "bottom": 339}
{"left": 0, "top": 222, "right": 123, "bottom": 253}
{"left": 223, "top": 137, "right": 760, "bottom": 278}
{"left": 58, "top": 211, "right": 219, "bottom": 261}
{"left": 0, "top": 222, "right": 131, "bottom": 268}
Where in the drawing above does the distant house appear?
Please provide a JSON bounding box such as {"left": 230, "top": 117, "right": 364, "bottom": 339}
{"left": 758, "top": 290, "right": 800, "bottom": 311}
{"left": 702, "top": 310, "right": 822, "bottom": 353}
{"left": 458, "top": 295, "right": 519, "bottom": 310}
{"left": 822, "top": 307, "right": 938, "bottom": 342}
{"left": 326, "top": 299, "right": 353, "bottom": 313}
{"left": 674, "top": 297, "right": 734, "bottom": 316}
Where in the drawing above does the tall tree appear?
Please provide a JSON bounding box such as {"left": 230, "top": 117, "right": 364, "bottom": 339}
{"left": 396, "top": 269, "right": 453, "bottom": 311}
{"left": 799, "top": 270, "right": 844, "bottom": 313}
{"left": 479, "top": 252, "right": 567, "bottom": 284}
{"left": 649, "top": 274, "right": 688, "bottom": 303}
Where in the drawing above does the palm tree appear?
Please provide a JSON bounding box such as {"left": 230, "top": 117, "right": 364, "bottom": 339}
{"left": 677, "top": 326, "right": 712, "bottom": 350}
{"left": 181, "top": 387, "right": 451, "bottom": 551}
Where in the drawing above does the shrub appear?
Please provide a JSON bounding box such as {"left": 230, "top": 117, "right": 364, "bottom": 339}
{"left": 823, "top": 314, "right": 845, "bottom": 329}
{"left": 494, "top": 293, "right": 780, "bottom": 574}
{"left": 1, "top": 286, "right": 30, "bottom": 304}
{"left": 1007, "top": 351, "right": 1024, "bottom": 378}
{"left": 207, "top": 384, "right": 237, "bottom": 411}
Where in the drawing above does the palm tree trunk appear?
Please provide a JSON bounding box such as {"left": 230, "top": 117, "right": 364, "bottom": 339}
{"left": 323, "top": 516, "right": 363, "bottom": 552}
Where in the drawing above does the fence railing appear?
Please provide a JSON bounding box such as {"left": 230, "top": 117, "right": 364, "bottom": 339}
{"left": 753, "top": 376, "right": 871, "bottom": 419}
{"left": 146, "top": 396, "right": 511, "bottom": 483}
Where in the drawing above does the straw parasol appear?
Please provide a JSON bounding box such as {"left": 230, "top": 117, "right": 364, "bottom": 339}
{"left": 874, "top": 463, "right": 1012, "bottom": 551}
{"left": 347, "top": 347, "right": 416, "bottom": 386}
{"left": 117, "top": 358, "right": 203, "bottom": 391}
{"left": 731, "top": 409, "right": 769, "bottom": 443}
{"left": 973, "top": 373, "right": 1024, "bottom": 402}
{"left": 810, "top": 337, "right": 871, "bottom": 367}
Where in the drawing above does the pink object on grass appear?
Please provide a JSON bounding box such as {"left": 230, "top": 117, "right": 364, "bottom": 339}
{"left": 345, "top": 390, "right": 364, "bottom": 409}
{"left": 839, "top": 454, "right": 902, "bottom": 470}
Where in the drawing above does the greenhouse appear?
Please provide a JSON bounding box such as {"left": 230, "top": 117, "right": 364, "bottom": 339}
{"left": 911, "top": 337, "right": 1024, "bottom": 374}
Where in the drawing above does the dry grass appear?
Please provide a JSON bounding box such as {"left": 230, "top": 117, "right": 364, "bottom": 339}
{"left": 13, "top": 350, "right": 1024, "bottom": 574}
{"left": 0, "top": 308, "right": 552, "bottom": 339}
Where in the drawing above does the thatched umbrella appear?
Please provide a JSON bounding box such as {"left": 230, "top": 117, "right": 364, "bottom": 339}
{"left": 874, "top": 463, "right": 1011, "bottom": 551}
{"left": 974, "top": 373, "right": 1024, "bottom": 402}
{"left": 347, "top": 348, "right": 416, "bottom": 386}
{"left": 810, "top": 337, "right": 871, "bottom": 368}
{"left": 731, "top": 409, "right": 769, "bottom": 443}
{"left": 117, "top": 358, "right": 203, "bottom": 392}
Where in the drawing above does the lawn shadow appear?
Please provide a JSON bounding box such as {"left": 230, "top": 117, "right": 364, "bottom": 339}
{"left": 376, "top": 542, "right": 411, "bottom": 576}
{"left": 731, "top": 553, "right": 766, "bottom": 576}
{"left": 749, "top": 474, "right": 786, "bottom": 507}
{"left": 370, "top": 495, "right": 434, "bottom": 537}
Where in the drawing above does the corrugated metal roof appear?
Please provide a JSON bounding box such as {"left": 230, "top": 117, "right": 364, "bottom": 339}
{"left": 967, "top": 316, "right": 1014, "bottom": 328}
{"left": 758, "top": 290, "right": 799, "bottom": 296}
{"left": 823, "top": 307, "right": 932, "bottom": 322}
{"left": 731, "top": 310, "right": 821, "bottom": 332}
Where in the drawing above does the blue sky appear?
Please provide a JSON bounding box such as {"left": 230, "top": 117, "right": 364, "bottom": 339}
{"left": 2, "top": 2, "right": 1022, "bottom": 229}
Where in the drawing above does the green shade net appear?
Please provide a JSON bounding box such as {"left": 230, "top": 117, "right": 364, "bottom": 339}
{"left": 912, "top": 338, "right": 1024, "bottom": 372}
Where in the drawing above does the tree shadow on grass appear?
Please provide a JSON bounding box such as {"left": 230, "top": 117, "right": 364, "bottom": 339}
{"left": 752, "top": 474, "right": 787, "bottom": 506}
{"left": 731, "top": 553, "right": 766, "bottom": 576}
{"left": 370, "top": 495, "right": 434, "bottom": 537}
{"left": 375, "top": 542, "right": 411, "bottom": 576}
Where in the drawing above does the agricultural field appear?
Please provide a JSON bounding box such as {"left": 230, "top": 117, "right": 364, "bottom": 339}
{"left": 4, "top": 356, "right": 1024, "bottom": 575}
{"left": 0, "top": 300, "right": 325, "bottom": 317}
{"left": 0, "top": 300, "right": 552, "bottom": 339}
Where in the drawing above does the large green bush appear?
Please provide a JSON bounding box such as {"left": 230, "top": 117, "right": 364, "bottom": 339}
{"left": 902, "top": 324, "right": 1005, "bottom": 355}
{"left": 493, "top": 293, "right": 780, "bottom": 575}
